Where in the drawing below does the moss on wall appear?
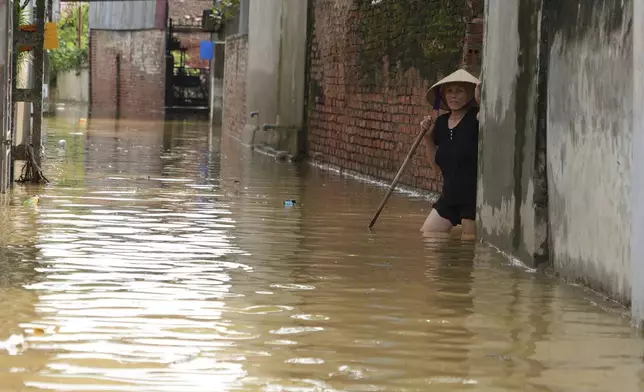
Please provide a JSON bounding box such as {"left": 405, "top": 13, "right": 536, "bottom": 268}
{"left": 355, "top": 0, "right": 467, "bottom": 86}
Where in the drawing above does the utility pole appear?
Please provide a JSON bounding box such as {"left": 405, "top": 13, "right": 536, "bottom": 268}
{"left": 12, "top": 0, "right": 49, "bottom": 183}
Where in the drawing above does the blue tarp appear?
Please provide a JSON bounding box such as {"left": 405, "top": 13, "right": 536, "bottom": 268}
{"left": 200, "top": 41, "right": 214, "bottom": 60}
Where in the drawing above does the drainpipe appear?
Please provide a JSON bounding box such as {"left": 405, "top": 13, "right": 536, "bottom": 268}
{"left": 115, "top": 54, "right": 121, "bottom": 119}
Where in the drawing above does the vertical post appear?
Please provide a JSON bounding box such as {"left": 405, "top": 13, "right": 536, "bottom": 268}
{"left": 632, "top": 0, "right": 644, "bottom": 328}
{"left": 31, "top": 0, "right": 45, "bottom": 164}
{"left": 115, "top": 54, "right": 120, "bottom": 119}
{"left": 0, "top": 0, "right": 13, "bottom": 191}
{"left": 77, "top": 3, "right": 81, "bottom": 47}
{"left": 238, "top": 0, "right": 249, "bottom": 34}
{"left": 8, "top": 0, "right": 14, "bottom": 187}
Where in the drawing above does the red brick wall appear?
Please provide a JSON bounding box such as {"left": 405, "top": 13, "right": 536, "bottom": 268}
{"left": 168, "top": 0, "right": 211, "bottom": 21}
{"left": 175, "top": 32, "right": 211, "bottom": 69}
{"left": 307, "top": 0, "right": 483, "bottom": 192}
{"left": 222, "top": 34, "right": 248, "bottom": 141}
{"left": 90, "top": 30, "right": 166, "bottom": 120}
{"left": 168, "top": 0, "right": 212, "bottom": 69}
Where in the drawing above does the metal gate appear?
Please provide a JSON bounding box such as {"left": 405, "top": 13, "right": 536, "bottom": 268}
{"left": 0, "top": 0, "right": 13, "bottom": 192}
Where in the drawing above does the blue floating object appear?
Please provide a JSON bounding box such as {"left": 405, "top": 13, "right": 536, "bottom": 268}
{"left": 284, "top": 200, "right": 296, "bottom": 207}
{"left": 200, "top": 41, "right": 214, "bottom": 60}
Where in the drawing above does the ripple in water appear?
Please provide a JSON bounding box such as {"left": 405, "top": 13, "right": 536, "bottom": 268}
{"left": 0, "top": 117, "right": 643, "bottom": 392}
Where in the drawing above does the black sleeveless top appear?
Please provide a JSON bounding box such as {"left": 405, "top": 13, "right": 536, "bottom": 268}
{"left": 432, "top": 107, "right": 479, "bottom": 207}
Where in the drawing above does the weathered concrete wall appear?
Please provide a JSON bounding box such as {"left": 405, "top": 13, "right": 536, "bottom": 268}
{"left": 276, "top": 0, "right": 308, "bottom": 152}
{"left": 239, "top": 0, "right": 308, "bottom": 154}
{"left": 481, "top": 0, "right": 635, "bottom": 304}
{"left": 547, "top": 0, "right": 633, "bottom": 303}
{"left": 307, "top": 0, "right": 482, "bottom": 192}
{"left": 222, "top": 35, "right": 248, "bottom": 142}
{"left": 53, "top": 69, "right": 89, "bottom": 102}
{"left": 478, "top": 0, "right": 548, "bottom": 266}
{"left": 244, "top": 0, "right": 281, "bottom": 145}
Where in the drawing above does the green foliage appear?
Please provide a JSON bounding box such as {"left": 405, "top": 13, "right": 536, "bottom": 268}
{"left": 15, "top": 2, "right": 32, "bottom": 75}
{"left": 49, "top": 3, "right": 88, "bottom": 77}
{"left": 355, "top": 0, "right": 466, "bottom": 87}
{"left": 211, "top": 0, "right": 240, "bottom": 25}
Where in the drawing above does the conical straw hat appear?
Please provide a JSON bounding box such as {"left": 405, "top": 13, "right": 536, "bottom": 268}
{"left": 425, "top": 69, "right": 480, "bottom": 110}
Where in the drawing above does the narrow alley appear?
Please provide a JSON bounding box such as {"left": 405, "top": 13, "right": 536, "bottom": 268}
{"left": 0, "top": 107, "right": 642, "bottom": 391}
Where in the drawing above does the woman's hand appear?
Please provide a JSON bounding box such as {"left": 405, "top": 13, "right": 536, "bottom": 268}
{"left": 420, "top": 116, "right": 434, "bottom": 132}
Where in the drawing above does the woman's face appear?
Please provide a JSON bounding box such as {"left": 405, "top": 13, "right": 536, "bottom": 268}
{"left": 444, "top": 83, "right": 474, "bottom": 111}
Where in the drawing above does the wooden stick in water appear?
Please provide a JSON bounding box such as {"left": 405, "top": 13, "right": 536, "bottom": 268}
{"left": 368, "top": 86, "right": 441, "bottom": 229}
{"left": 368, "top": 125, "right": 429, "bottom": 229}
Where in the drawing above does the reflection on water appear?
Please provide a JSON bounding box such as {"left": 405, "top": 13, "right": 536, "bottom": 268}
{"left": 0, "top": 109, "right": 643, "bottom": 391}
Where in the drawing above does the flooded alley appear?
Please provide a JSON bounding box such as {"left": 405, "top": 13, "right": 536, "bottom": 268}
{"left": 0, "top": 107, "right": 643, "bottom": 392}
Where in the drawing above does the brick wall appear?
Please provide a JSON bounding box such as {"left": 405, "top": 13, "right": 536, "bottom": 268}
{"left": 175, "top": 32, "right": 211, "bottom": 69}
{"left": 90, "top": 30, "right": 166, "bottom": 120}
{"left": 168, "top": 0, "right": 212, "bottom": 69}
{"left": 169, "top": 0, "right": 211, "bottom": 21}
{"left": 222, "top": 34, "right": 248, "bottom": 141}
{"left": 307, "top": 0, "right": 483, "bottom": 192}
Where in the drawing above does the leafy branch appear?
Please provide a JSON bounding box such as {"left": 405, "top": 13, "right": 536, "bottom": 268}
{"left": 49, "top": 2, "right": 88, "bottom": 83}
{"left": 15, "top": 1, "right": 32, "bottom": 84}
{"left": 211, "top": 0, "right": 240, "bottom": 26}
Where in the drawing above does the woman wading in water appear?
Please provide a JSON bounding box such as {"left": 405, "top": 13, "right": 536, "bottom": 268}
{"left": 419, "top": 69, "right": 481, "bottom": 240}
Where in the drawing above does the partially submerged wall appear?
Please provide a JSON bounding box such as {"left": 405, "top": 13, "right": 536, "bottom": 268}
{"left": 90, "top": 30, "right": 166, "bottom": 119}
{"left": 222, "top": 34, "right": 248, "bottom": 142}
{"left": 480, "top": 0, "right": 634, "bottom": 305}
{"left": 54, "top": 69, "right": 89, "bottom": 103}
{"left": 546, "top": 0, "right": 633, "bottom": 303}
{"left": 237, "top": 0, "right": 308, "bottom": 154}
{"left": 478, "top": 0, "right": 548, "bottom": 266}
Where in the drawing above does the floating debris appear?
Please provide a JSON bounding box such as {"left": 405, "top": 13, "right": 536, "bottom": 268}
{"left": 0, "top": 334, "right": 26, "bottom": 355}
{"left": 23, "top": 196, "right": 40, "bottom": 207}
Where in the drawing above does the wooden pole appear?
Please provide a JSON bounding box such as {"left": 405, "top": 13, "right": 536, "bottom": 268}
{"left": 368, "top": 125, "right": 429, "bottom": 229}
{"left": 368, "top": 86, "right": 442, "bottom": 230}
{"left": 78, "top": 4, "right": 81, "bottom": 48}
{"left": 31, "top": 0, "right": 45, "bottom": 165}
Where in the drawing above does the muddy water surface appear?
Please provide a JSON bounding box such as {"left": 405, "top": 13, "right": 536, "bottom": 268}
{"left": 0, "top": 110, "right": 643, "bottom": 391}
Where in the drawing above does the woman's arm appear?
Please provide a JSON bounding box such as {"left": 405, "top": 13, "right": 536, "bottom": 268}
{"left": 420, "top": 116, "right": 439, "bottom": 173}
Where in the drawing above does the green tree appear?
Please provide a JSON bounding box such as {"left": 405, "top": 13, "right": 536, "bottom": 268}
{"left": 49, "top": 3, "right": 88, "bottom": 85}
{"left": 211, "top": 0, "right": 239, "bottom": 25}
{"left": 15, "top": 1, "right": 32, "bottom": 81}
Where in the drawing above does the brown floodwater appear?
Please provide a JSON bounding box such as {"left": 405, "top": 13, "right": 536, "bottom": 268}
{"left": 1, "top": 105, "right": 643, "bottom": 392}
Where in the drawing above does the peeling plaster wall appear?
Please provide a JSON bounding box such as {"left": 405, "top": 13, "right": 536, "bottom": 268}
{"left": 547, "top": 0, "right": 633, "bottom": 304}
{"left": 478, "top": 0, "right": 547, "bottom": 266}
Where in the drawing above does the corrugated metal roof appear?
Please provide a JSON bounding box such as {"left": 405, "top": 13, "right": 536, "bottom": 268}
{"left": 89, "top": 0, "right": 161, "bottom": 30}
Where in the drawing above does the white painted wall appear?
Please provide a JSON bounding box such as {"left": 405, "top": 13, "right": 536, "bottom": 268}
{"left": 53, "top": 68, "right": 89, "bottom": 102}
{"left": 546, "top": 6, "right": 632, "bottom": 303}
